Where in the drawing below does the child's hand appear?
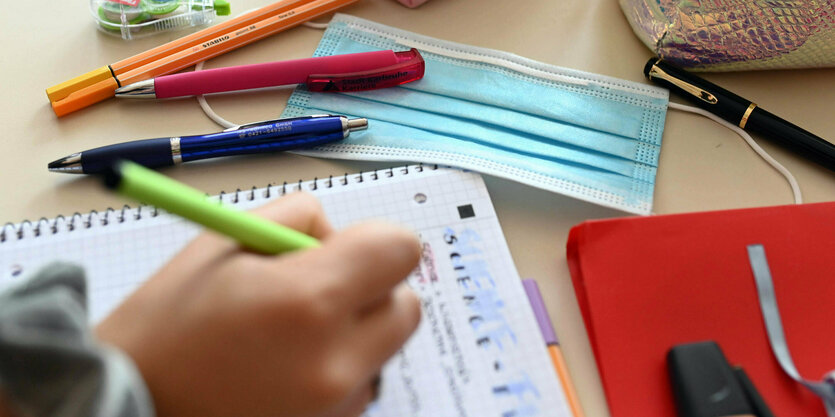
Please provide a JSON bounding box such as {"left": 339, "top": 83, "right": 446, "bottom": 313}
{"left": 96, "top": 192, "right": 422, "bottom": 417}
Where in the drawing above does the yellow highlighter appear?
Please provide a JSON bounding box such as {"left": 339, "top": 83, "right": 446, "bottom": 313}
{"left": 522, "top": 279, "right": 585, "bottom": 417}
{"left": 46, "top": 67, "right": 114, "bottom": 103}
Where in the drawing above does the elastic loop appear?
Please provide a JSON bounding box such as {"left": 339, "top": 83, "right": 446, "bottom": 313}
{"left": 194, "top": 60, "right": 239, "bottom": 129}
{"left": 303, "top": 21, "right": 329, "bottom": 29}
{"left": 194, "top": 17, "right": 331, "bottom": 129}
{"left": 669, "top": 102, "right": 802, "bottom": 205}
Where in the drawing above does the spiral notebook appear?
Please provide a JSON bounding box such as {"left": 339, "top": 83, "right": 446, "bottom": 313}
{"left": 0, "top": 165, "right": 571, "bottom": 417}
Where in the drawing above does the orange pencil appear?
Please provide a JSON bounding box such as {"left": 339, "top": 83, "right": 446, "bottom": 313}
{"left": 523, "top": 279, "right": 585, "bottom": 417}
{"left": 51, "top": 0, "right": 358, "bottom": 117}
{"left": 46, "top": 0, "right": 314, "bottom": 103}
{"left": 547, "top": 344, "right": 585, "bottom": 417}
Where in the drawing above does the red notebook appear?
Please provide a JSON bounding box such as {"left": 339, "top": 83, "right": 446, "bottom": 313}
{"left": 566, "top": 202, "right": 835, "bottom": 417}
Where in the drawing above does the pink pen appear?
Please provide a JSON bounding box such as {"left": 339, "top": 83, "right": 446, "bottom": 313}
{"left": 114, "top": 49, "right": 425, "bottom": 99}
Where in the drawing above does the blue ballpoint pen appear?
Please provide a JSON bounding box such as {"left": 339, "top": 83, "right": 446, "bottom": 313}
{"left": 48, "top": 115, "right": 367, "bottom": 174}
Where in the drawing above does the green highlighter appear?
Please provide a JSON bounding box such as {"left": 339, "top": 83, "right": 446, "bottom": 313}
{"left": 103, "top": 161, "right": 319, "bottom": 254}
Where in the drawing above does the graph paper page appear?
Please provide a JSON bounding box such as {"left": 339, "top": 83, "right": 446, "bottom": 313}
{"left": 0, "top": 166, "right": 571, "bottom": 417}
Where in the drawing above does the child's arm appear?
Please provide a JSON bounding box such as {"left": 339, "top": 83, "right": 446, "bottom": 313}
{"left": 97, "top": 192, "right": 422, "bottom": 417}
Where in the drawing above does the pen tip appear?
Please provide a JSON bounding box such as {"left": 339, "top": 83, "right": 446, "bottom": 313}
{"left": 48, "top": 153, "right": 83, "bottom": 174}
{"left": 114, "top": 79, "right": 156, "bottom": 99}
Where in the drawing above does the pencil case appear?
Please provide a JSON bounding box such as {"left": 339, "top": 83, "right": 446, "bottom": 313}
{"left": 91, "top": 0, "right": 231, "bottom": 40}
{"left": 620, "top": 0, "right": 835, "bottom": 71}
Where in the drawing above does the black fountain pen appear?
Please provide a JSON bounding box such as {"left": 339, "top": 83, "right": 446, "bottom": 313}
{"left": 644, "top": 58, "right": 835, "bottom": 172}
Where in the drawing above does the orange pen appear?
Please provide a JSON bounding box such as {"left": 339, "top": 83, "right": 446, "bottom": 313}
{"left": 50, "top": 0, "right": 359, "bottom": 116}
{"left": 46, "top": 0, "right": 313, "bottom": 103}
{"left": 522, "top": 279, "right": 585, "bottom": 417}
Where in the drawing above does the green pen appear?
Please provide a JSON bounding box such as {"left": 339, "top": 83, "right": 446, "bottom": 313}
{"left": 103, "top": 160, "right": 319, "bottom": 254}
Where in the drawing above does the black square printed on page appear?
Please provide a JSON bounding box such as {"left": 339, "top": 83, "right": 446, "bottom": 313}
{"left": 457, "top": 204, "right": 475, "bottom": 219}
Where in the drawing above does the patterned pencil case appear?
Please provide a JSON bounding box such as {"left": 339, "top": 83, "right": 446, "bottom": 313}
{"left": 620, "top": 0, "right": 835, "bottom": 71}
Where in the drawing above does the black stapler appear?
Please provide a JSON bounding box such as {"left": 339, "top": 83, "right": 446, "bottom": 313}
{"left": 668, "top": 341, "right": 776, "bottom": 417}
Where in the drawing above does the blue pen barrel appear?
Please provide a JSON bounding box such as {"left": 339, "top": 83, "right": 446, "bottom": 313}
{"left": 179, "top": 116, "right": 346, "bottom": 162}
{"left": 180, "top": 131, "right": 345, "bottom": 161}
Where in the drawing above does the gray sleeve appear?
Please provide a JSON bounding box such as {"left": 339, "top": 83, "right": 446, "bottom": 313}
{"left": 0, "top": 263, "right": 155, "bottom": 417}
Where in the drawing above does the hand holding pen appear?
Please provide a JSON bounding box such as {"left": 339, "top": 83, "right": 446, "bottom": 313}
{"left": 96, "top": 189, "right": 422, "bottom": 417}
{"left": 96, "top": 161, "right": 422, "bottom": 415}
{"left": 49, "top": 115, "right": 367, "bottom": 174}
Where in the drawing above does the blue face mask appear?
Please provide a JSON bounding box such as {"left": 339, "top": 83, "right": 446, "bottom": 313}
{"left": 282, "top": 14, "right": 669, "bottom": 214}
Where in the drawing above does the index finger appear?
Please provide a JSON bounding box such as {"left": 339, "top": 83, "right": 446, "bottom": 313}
{"left": 250, "top": 192, "right": 334, "bottom": 240}
{"left": 314, "top": 221, "right": 421, "bottom": 311}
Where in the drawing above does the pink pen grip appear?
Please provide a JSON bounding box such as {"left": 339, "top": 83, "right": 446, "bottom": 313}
{"left": 154, "top": 50, "right": 399, "bottom": 98}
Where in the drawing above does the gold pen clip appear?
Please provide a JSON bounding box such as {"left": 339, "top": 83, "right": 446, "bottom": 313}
{"left": 648, "top": 61, "right": 718, "bottom": 105}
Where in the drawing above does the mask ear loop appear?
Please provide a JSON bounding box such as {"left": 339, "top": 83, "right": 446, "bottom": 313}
{"left": 668, "top": 102, "right": 802, "bottom": 205}
{"left": 302, "top": 21, "right": 330, "bottom": 29}
{"left": 194, "top": 20, "right": 331, "bottom": 129}
{"left": 194, "top": 60, "right": 239, "bottom": 129}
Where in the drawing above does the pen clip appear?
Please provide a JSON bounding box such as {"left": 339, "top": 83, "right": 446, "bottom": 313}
{"left": 222, "top": 115, "right": 333, "bottom": 132}
{"left": 647, "top": 61, "right": 718, "bottom": 105}
{"left": 305, "top": 48, "right": 426, "bottom": 93}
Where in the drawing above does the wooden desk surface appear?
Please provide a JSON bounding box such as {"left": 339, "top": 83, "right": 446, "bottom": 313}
{"left": 1, "top": 1, "right": 833, "bottom": 415}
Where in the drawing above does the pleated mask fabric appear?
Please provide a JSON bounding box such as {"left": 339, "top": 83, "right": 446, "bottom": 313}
{"left": 282, "top": 14, "right": 669, "bottom": 214}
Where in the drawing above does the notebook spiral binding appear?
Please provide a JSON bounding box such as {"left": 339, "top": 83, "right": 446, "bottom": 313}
{"left": 1, "top": 164, "right": 438, "bottom": 244}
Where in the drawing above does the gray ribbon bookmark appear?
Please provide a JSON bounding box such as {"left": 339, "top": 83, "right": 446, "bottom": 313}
{"left": 747, "top": 244, "right": 835, "bottom": 416}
